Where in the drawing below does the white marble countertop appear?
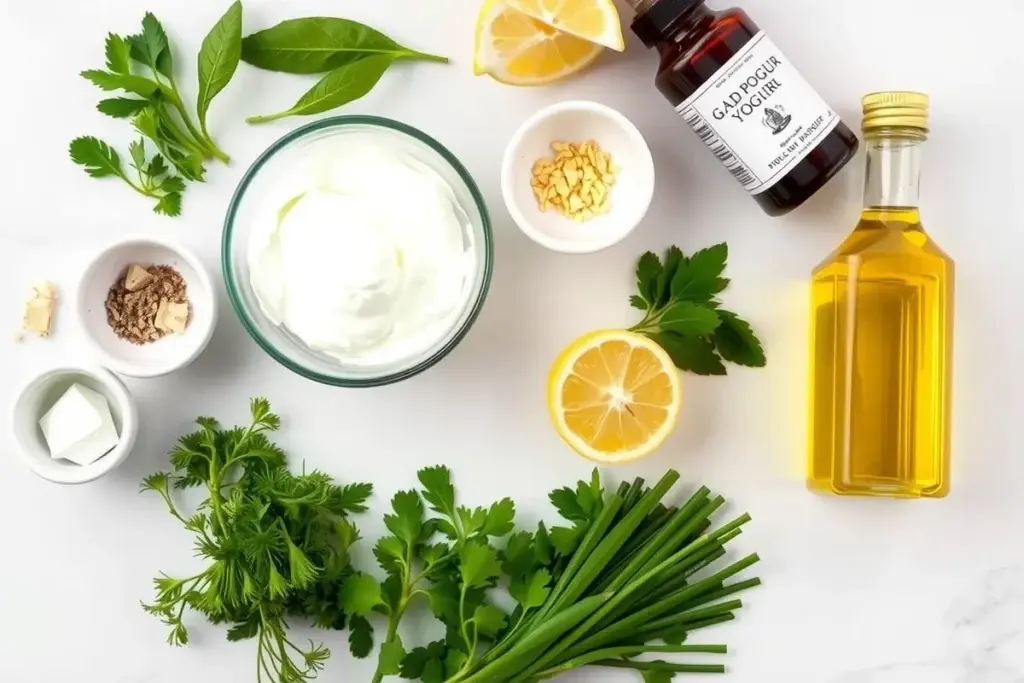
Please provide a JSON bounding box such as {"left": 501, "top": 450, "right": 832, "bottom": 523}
{"left": 2, "top": 0, "right": 1023, "bottom": 681}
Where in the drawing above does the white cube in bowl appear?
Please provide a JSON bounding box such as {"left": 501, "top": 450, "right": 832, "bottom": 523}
{"left": 502, "top": 101, "right": 655, "bottom": 254}
{"left": 76, "top": 236, "right": 217, "bottom": 378}
{"left": 10, "top": 365, "right": 138, "bottom": 484}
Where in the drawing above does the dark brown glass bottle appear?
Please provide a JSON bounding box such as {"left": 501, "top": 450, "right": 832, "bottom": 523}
{"left": 630, "top": 0, "right": 859, "bottom": 216}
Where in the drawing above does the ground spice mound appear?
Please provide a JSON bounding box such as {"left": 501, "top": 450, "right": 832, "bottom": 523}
{"left": 106, "top": 264, "right": 190, "bottom": 345}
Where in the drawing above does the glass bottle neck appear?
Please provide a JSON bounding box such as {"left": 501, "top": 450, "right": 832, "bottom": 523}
{"left": 862, "top": 136, "right": 924, "bottom": 211}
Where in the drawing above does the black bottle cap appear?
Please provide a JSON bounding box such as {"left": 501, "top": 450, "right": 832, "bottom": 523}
{"left": 631, "top": 0, "right": 704, "bottom": 47}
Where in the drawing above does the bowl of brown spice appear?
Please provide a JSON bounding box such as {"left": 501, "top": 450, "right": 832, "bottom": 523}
{"left": 76, "top": 236, "right": 217, "bottom": 378}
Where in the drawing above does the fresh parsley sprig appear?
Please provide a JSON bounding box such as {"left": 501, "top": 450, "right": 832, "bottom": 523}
{"left": 71, "top": 5, "right": 242, "bottom": 216}
{"left": 70, "top": 136, "right": 184, "bottom": 216}
{"left": 141, "top": 398, "right": 372, "bottom": 683}
{"left": 629, "top": 244, "right": 766, "bottom": 375}
{"left": 337, "top": 466, "right": 516, "bottom": 683}
{"left": 350, "top": 469, "right": 761, "bottom": 682}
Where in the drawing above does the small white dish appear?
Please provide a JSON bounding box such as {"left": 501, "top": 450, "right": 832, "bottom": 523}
{"left": 10, "top": 365, "right": 138, "bottom": 484}
{"left": 502, "top": 101, "right": 655, "bottom": 254}
{"left": 77, "top": 235, "right": 217, "bottom": 378}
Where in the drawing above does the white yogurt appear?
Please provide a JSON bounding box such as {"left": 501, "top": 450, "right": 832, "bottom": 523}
{"left": 248, "top": 134, "right": 476, "bottom": 366}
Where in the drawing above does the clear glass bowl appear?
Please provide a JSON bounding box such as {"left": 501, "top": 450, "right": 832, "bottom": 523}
{"left": 222, "top": 116, "right": 493, "bottom": 387}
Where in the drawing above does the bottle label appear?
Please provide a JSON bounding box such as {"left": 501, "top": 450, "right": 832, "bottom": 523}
{"left": 675, "top": 31, "right": 841, "bottom": 195}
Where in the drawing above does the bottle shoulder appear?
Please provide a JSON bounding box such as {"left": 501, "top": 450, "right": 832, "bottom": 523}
{"left": 812, "top": 218, "right": 955, "bottom": 277}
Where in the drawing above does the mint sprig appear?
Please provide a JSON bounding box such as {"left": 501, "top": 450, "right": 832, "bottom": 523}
{"left": 629, "top": 244, "right": 766, "bottom": 375}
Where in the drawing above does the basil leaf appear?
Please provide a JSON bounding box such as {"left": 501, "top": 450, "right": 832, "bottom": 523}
{"left": 241, "top": 17, "right": 446, "bottom": 74}
{"left": 197, "top": 1, "right": 243, "bottom": 131}
{"left": 247, "top": 54, "right": 394, "bottom": 124}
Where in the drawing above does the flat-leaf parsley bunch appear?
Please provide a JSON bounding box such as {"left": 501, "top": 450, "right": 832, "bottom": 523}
{"left": 629, "top": 243, "right": 766, "bottom": 375}
{"left": 141, "top": 399, "right": 372, "bottom": 683}
{"left": 348, "top": 468, "right": 760, "bottom": 682}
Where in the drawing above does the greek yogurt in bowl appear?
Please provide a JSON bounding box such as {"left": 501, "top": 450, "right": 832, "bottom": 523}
{"left": 224, "top": 117, "right": 493, "bottom": 387}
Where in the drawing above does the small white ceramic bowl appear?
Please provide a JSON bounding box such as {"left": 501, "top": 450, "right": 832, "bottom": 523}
{"left": 502, "top": 101, "right": 655, "bottom": 254}
{"left": 77, "top": 235, "right": 217, "bottom": 378}
{"left": 10, "top": 365, "right": 139, "bottom": 484}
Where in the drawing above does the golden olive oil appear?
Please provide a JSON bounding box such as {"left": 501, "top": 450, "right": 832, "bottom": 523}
{"left": 807, "top": 93, "right": 954, "bottom": 498}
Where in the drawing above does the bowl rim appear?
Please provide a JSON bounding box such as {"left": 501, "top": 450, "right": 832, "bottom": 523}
{"left": 9, "top": 364, "right": 139, "bottom": 485}
{"left": 500, "top": 100, "right": 655, "bottom": 254}
{"left": 76, "top": 234, "right": 218, "bottom": 378}
{"left": 221, "top": 115, "right": 494, "bottom": 388}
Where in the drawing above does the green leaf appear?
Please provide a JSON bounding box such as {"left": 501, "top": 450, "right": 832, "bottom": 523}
{"left": 130, "top": 13, "right": 173, "bottom": 78}
{"left": 69, "top": 137, "right": 124, "bottom": 179}
{"left": 418, "top": 466, "right": 456, "bottom": 517}
{"left": 444, "top": 648, "right": 468, "bottom": 678}
{"left": 654, "top": 332, "right": 727, "bottom": 376}
{"left": 81, "top": 69, "right": 160, "bottom": 97}
{"left": 472, "top": 604, "right": 507, "bottom": 637}
{"left": 97, "top": 97, "right": 150, "bottom": 118}
{"left": 267, "top": 564, "right": 288, "bottom": 599}
{"left": 422, "top": 658, "right": 445, "bottom": 683}
{"left": 241, "top": 17, "right": 447, "bottom": 74}
{"left": 630, "top": 294, "right": 649, "bottom": 311}
{"left": 714, "top": 310, "right": 766, "bottom": 367}
{"left": 458, "top": 541, "right": 501, "bottom": 589}
{"left": 247, "top": 55, "right": 395, "bottom": 124}
{"left": 671, "top": 242, "right": 728, "bottom": 302}
{"left": 534, "top": 522, "right": 553, "bottom": 565}
{"left": 104, "top": 33, "right": 132, "bottom": 73}
{"left": 374, "top": 536, "right": 406, "bottom": 573}
{"left": 483, "top": 498, "right": 515, "bottom": 537}
{"left": 549, "top": 487, "right": 587, "bottom": 523}
{"left": 509, "top": 568, "right": 551, "bottom": 610}
{"left": 642, "top": 670, "right": 677, "bottom": 683}
{"left": 158, "top": 175, "right": 185, "bottom": 193}
{"left": 381, "top": 573, "right": 403, "bottom": 613}
{"left": 378, "top": 636, "right": 406, "bottom": 676}
{"left": 656, "top": 301, "right": 721, "bottom": 337}
{"left": 197, "top": 1, "right": 242, "bottom": 131}
{"left": 385, "top": 490, "right": 424, "bottom": 544}
{"left": 458, "top": 506, "right": 487, "bottom": 536}
{"left": 426, "top": 581, "right": 460, "bottom": 622}
{"left": 339, "top": 572, "right": 383, "bottom": 616}
{"left": 348, "top": 615, "right": 374, "bottom": 658}
{"left": 656, "top": 246, "right": 685, "bottom": 306}
{"left": 226, "top": 617, "right": 259, "bottom": 642}
{"left": 153, "top": 192, "right": 182, "bottom": 217}
{"left": 550, "top": 526, "right": 582, "bottom": 556}
{"left": 285, "top": 536, "right": 320, "bottom": 588}
{"left": 338, "top": 481, "right": 374, "bottom": 512}
{"left": 128, "top": 139, "right": 146, "bottom": 170}
{"left": 501, "top": 532, "right": 535, "bottom": 578}
{"left": 419, "top": 542, "right": 448, "bottom": 567}
{"left": 635, "top": 251, "right": 662, "bottom": 304}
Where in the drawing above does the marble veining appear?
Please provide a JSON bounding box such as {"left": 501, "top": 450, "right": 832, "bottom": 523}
{"left": 833, "top": 567, "right": 1024, "bottom": 682}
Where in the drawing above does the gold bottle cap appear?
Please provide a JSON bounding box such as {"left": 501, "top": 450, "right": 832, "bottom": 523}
{"left": 862, "top": 91, "right": 929, "bottom": 135}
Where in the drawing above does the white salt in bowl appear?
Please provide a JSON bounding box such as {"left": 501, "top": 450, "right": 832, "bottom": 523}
{"left": 10, "top": 365, "right": 138, "bottom": 484}
{"left": 502, "top": 101, "right": 655, "bottom": 254}
{"left": 76, "top": 235, "right": 217, "bottom": 378}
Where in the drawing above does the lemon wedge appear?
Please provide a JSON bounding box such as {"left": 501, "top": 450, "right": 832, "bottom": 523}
{"left": 474, "top": 0, "right": 606, "bottom": 86}
{"left": 548, "top": 330, "right": 682, "bottom": 464}
{"left": 506, "top": 0, "right": 625, "bottom": 51}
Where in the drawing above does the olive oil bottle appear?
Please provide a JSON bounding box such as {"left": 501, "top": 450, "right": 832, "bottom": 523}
{"left": 808, "top": 92, "right": 954, "bottom": 498}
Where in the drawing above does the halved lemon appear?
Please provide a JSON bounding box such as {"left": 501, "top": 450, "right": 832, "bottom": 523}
{"left": 549, "top": 330, "right": 682, "bottom": 464}
{"left": 474, "top": 0, "right": 605, "bottom": 86}
{"left": 506, "top": 0, "right": 625, "bottom": 51}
